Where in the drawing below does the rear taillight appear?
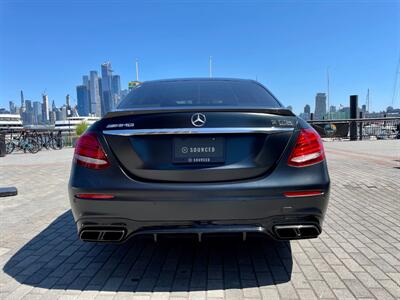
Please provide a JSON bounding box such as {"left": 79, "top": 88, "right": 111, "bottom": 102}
{"left": 288, "top": 128, "right": 325, "bottom": 167}
{"left": 74, "top": 132, "right": 110, "bottom": 169}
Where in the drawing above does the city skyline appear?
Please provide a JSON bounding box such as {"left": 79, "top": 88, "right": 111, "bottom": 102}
{"left": 2, "top": 58, "right": 400, "bottom": 115}
{"left": 3, "top": 60, "right": 400, "bottom": 117}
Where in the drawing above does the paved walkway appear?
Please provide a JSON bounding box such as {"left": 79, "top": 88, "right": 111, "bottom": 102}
{"left": 0, "top": 140, "right": 399, "bottom": 300}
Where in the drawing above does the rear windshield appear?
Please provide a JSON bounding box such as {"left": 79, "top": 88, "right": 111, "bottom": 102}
{"left": 118, "top": 80, "right": 281, "bottom": 109}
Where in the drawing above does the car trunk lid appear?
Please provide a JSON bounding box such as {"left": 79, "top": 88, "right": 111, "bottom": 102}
{"left": 100, "top": 108, "right": 297, "bottom": 183}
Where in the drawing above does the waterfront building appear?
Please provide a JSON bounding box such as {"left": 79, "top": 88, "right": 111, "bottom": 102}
{"left": 314, "top": 93, "right": 327, "bottom": 120}
{"left": 0, "top": 114, "right": 23, "bottom": 130}
{"left": 54, "top": 116, "right": 99, "bottom": 134}
{"left": 89, "top": 71, "right": 101, "bottom": 117}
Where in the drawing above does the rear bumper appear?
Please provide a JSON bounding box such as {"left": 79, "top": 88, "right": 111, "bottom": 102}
{"left": 68, "top": 150, "right": 330, "bottom": 242}
{"left": 69, "top": 188, "right": 329, "bottom": 241}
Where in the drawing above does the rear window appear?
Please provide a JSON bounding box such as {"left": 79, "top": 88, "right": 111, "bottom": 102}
{"left": 118, "top": 80, "right": 281, "bottom": 109}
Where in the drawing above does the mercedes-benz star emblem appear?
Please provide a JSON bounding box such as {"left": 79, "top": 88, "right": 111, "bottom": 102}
{"left": 191, "top": 113, "right": 206, "bottom": 127}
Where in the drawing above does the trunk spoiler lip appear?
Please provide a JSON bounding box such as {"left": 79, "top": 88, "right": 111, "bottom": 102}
{"left": 103, "top": 127, "right": 294, "bottom": 136}
{"left": 103, "top": 106, "right": 295, "bottom": 119}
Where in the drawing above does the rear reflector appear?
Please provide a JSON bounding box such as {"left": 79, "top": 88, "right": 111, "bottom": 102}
{"left": 75, "top": 194, "right": 115, "bottom": 199}
{"left": 74, "top": 132, "right": 110, "bottom": 169}
{"left": 288, "top": 128, "right": 325, "bottom": 167}
{"left": 283, "top": 190, "right": 324, "bottom": 197}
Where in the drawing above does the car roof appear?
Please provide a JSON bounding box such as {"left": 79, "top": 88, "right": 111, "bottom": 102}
{"left": 141, "top": 77, "right": 258, "bottom": 85}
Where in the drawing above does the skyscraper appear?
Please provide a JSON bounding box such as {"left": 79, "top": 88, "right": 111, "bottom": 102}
{"left": 112, "top": 75, "right": 121, "bottom": 96}
{"left": 23, "top": 100, "right": 34, "bottom": 124}
{"left": 42, "top": 94, "right": 49, "bottom": 123}
{"left": 89, "top": 71, "right": 101, "bottom": 117}
{"left": 33, "top": 101, "right": 42, "bottom": 124}
{"left": 101, "top": 62, "right": 113, "bottom": 115}
{"left": 76, "top": 85, "right": 90, "bottom": 116}
{"left": 314, "top": 93, "right": 327, "bottom": 120}
{"left": 82, "top": 75, "right": 89, "bottom": 87}
{"left": 66, "top": 94, "right": 72, "bottom": 117}
{"left": 299, "top": 104, "right": 311, "bottom": 120}
{"left": 112, "top": 75, "right": 121, "bottom": 107}
{"left": 9, "top": 101, "right": 16, "bottom": 114}
{"left": 20, "top": 90, "right": 25, "bottom": 112}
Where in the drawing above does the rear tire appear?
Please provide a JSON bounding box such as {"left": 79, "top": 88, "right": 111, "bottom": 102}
{"left": 6, "top": 142, "right": 15, "bottom": 154}
{"left": 27, "top": 139, "right": 40, "bottom": 154}
{"left": 52, "top": 138, "right": 64, "bottom": 150}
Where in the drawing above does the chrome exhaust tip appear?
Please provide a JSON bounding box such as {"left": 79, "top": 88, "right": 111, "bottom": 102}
{"left": 274, "top": 224, "right": 320, "bottom": 240}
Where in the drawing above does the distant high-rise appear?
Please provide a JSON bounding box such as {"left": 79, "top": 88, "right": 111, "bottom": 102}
{"left": 9, "top": 101, "right": 16, "bottom": 114}
{"left": 33, "top": 101, "right": 42, "bottom": 124}
{"left": 76, "top": 85, "right": 91, "bottom": 116}
{"left": 111, "top": 75, "right": 121, "bottom": 107}
{"left": 65, "top": 94, "right": 72, "bottom": 117}
{"left": 42, "top": 94, "right": 49, "bottom": 123}
{"left": 361, "top": 105, "right": 367, "bottom": 114}
{"left": 299, "top": 104, "right": 311, "bottom": 120}
{"left": 22, "top": 100, "right": 34, "bottom": 125}
{"left": 101, "top": 62, "right": 113, "bottom": 115}
{"left": 112, "top": 75, "right": 121, "bottom": 96}
{"left": 82, "top": 75, "right": 89, "bottom": 87}
{"left": 56, "top": 106, "right": 67, "bottom": 121}
{"left": 20, "top": 90, "right": 25, "bottom": 112}
{"left": 314, "top": 93, "right": 327, "bottom": 120}
{"left": 49, "top": 110, "right": 56, "bottom": 124}
{"left": 89, "top": 71, "right": 101, "bottom": 117}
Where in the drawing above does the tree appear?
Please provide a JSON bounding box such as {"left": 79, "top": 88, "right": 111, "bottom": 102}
{"left": 75, "top": 121, "right": 88, "bottom": 136}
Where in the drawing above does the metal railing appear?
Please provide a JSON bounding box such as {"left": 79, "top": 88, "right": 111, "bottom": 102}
{"left": 309, "top": 117, "right": 400, "bottom": 140}
{"left": 1, "top": 128, "right": 77, "bottom": 154}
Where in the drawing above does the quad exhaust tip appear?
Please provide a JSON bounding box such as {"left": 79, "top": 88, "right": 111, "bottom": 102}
{"left": 80, "top": 228, "right": 126, "bottom": 242}
{"left": 274, "top": 224, "right": 320, "bottom": 239}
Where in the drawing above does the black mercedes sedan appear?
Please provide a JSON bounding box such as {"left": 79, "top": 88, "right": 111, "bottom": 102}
{"left": 68, "top": 78, "right": 330, "bottom": 243}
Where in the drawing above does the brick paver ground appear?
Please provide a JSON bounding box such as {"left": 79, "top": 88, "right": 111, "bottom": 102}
{"left": 0, "top": 140, "right": 399, "bottom": 300}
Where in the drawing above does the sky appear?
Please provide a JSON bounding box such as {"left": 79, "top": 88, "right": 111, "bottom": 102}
{"left": 0, "top": 0, "right": 399, "bottom": 114}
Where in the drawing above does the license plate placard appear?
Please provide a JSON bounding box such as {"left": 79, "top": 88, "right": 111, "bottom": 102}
{"left": 173, "top": 137, "right": 225, "bottom": 164}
